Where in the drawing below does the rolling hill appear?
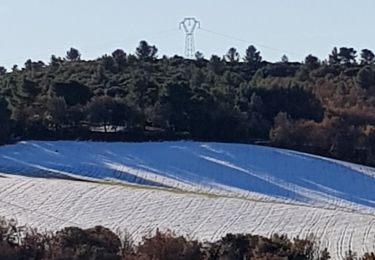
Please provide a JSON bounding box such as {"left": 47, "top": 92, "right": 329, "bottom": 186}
{"left": 0, "top": 140, "right": 375, "bottom": 258}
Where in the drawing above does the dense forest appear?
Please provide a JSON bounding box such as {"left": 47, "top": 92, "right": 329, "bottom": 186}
{"left": 1, "top": 42, "right": 375, "bottom": 166}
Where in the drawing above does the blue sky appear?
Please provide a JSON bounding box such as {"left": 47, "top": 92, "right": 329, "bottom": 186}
{"left": 1, "top": 0, "right": 374, "bottom": 68}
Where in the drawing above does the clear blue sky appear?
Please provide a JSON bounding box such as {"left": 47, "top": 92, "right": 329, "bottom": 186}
{"left": 1, "top": 0, "right": 374, "bottom": 68}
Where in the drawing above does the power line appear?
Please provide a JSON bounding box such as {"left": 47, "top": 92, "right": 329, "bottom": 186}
{"left": 81, "top": 28, "right": 180, "bottom": 51}
{"left": 199, "top": 27, "right": 303, "bottom": 57}
{"left": 1, "top": 25, "right": 304, "bottom": 67}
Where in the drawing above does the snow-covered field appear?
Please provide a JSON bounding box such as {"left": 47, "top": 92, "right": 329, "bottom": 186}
{"left": 0, "top": 140, "right": 375, "bottom": 258}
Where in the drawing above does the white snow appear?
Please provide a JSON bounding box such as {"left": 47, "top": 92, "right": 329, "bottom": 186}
{"left": 0, "top": 140, "right": 375, "bottom": 258}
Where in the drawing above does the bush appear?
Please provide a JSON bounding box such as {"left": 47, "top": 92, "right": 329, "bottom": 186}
{"left": 126, "top": 229, "right": 203, "bottom": 260}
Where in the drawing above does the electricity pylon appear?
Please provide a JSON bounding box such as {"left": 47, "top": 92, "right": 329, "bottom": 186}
{"left": 179, "top": 18, "right": 200, "bottom": 59}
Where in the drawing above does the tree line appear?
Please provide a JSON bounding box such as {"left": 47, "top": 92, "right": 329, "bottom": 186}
{"left": 0, "top": 216, "right": 355, "bottom": 259}
{"left": 1, "top": 42, "right": 375, "bottom": 165}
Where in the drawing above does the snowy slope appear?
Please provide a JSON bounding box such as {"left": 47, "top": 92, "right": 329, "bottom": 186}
{"left": 1, "top": 140, "right": 375, "bottom": 211}
{"left": 0, "top": 175, "right": 374, "bottom": 259}
{"left": 1, "top": 140, "right": 375, "bottom": 258}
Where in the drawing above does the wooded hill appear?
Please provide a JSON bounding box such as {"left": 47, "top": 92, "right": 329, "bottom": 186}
{"left": 1, "top": 42, "right": 375, "bottom": 166}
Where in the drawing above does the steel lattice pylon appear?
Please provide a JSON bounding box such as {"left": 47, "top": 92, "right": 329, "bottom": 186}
{"left": 179, "top": 18, "right": 200, "bottom": 58}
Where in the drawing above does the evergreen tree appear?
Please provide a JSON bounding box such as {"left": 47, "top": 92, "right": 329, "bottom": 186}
{"left": 360, "top": 49, "right": 375, "bottom": 65}
{"left": 244, "top": 45, "right": 262, "bottom": 65}
{"left": 111, "top": 49, "right": 127, "bottom": 68}
{"left": 338, "top": 47, "right": 357, "bottom": 64}
{"left": 328, "top": 47, "right": 341, "bottom": 65}
{"left": 136, "top": 40, "right": 158, "bottom": 60}
{"left": 281, "top": 54, "right": 289, "bottom": 63}
{"left": 304, "top": 54, "right": 320, "bottom": 70}
{"left": 0, "top": 66, "right": 6, "bottom": 76}
{"left": 195, "top": 51, "right": 204, "bottom": 60}
{"left": 0, "top": 98, "right": 11, "bottom": 143}
{"left": 225, "top": 47, "right": 240, "bottom": 63}
{"left": 66, "top": 47, "right": 81, "bottom": 61}
{"left": 356, "top": 66, "right": 375, "bottom": 89}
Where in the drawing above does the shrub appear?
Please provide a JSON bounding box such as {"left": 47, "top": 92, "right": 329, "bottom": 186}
{"left": 125, "top": 229, "right": 203, "bottom": 260}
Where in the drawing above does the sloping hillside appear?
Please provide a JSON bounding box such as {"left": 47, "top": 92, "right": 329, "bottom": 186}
{"left": 0, "top": 141, "right": 375, "bottom": 258}
{"left": 1, "top": 141, "right": 375, "bottom": 210}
